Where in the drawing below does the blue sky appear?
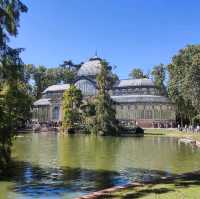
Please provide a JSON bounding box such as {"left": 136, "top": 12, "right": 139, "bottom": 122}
{"left": 10, "top": 0, "right": 200, "bottom": 79}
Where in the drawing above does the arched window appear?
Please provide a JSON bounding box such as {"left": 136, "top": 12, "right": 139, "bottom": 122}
{"left": 52, "top": 106, "right": 59, "bottom": 120}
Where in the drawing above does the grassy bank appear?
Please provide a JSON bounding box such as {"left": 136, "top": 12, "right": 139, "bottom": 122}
{"left": 144, "top": 128, "right": 200, "bottom": 142}
{"left": 97, "top": 177, "right": 200, "bottom": 199}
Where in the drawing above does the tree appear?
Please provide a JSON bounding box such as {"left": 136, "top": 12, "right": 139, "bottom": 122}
{"left": 95, "top": 60, "right": 119, "bottom": 136}
{"left": 25, "top": 64, "right": 76, "bottom": 99}
{"left": 32, "top": 65, "right": 47, "bottom": 99}
{"left": 0, "top": 0, "right": 27, "bottom": 50}
{"left": 168, "top": 45, "right": 200, "bottom": 125}
{"left": 80, "top": 98, "right": 96, "bottom": 134}
{"left": 151, "top": 64, "right": 166, "bottom": 95}
{"left": 0, "top": 0, "right": 28, "bottom": 170}
{"left": 0, "top": 48, "right": 32, "bottom": 169}
{"left": 58, "top": 65, "right": 76, "bottom": 84}
{"left": 129, "top": 68, "right": 147, "bottom": 79}
{"left": 62, "top": 85, "right": 82, "bottom": 133}
{"left": 188, "top": 53, "right": 200, "bottom": 114}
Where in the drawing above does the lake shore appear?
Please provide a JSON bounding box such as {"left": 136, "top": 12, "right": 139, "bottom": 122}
{"left": 145, "top": 128, "right": 200, "bottom": 147}
{"left": 77, "top": 129, "right": 200, "bottom": 199}
{"left": 145, "top": 128, "right": 200, "bottom": 139}
{"left": 77, "top": 170, "right": 200, "bottom": 199}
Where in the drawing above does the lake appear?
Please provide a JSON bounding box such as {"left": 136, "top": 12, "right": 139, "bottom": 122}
{"left": 0, "top": 133, "right": 200, "bottom": 199}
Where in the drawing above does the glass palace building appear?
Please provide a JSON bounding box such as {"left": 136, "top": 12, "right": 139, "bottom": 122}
{"left": 33, "top": 56, "right": 176, "bottom": 128}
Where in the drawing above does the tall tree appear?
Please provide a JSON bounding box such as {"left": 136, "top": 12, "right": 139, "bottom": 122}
{"left": 151, "top": 64, "right": 166, "bottom": 95}
{"left": 188, "top": 53, "right": 200, "bottom": 114}
{"left": 32, "top": 65, "right": 46, "bottom": 99}
{"left": 80, "top": 98, "right": 96, "bottom": 134}
{"left": 62, "top": 85, "right": 82, "bottom": 133}
{"left": 168, "top": 45, "right": 200, "bottom": 125}
{"left": 95, "top": 60, "right": 119, "bottom": 136}
{"left": 0, "top": 0, "right": 28, "bottom": 169}
{"left": 129, "top": 68, "right": 147, "bottom": 79}
{"left": 0, "top": 48, "right": 32, "bottom": 169}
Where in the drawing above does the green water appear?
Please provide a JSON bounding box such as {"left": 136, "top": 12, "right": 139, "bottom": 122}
{"left": 0, "top": 133, "right": 200, "bottom": 199}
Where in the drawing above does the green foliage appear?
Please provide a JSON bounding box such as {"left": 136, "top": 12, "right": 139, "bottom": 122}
{"left": 151, "top": 64, "right": 166, "bottom": 95}
{"left": 62, "top": 85, "right": 82, "bottom": 133}
{"left": 24, "top": 64, "right": 76, "bottom": 99}
{"left": 129, "top": 68, "right": 147, "bottom": 79}
{"left": 188, "top": 53, "right": 200, "bottom": 113}
{"left": 0, "top": 0, "right": 28, "bottom": 170}
{"left": 0, "top": 0, "right": 27, "bottom": 48}
{"left": 0, "top": 84, "right": 12, "bottom": 168}
{"left": 80, "top": 98, "right": 97, "bottom": 134}
{"left": 168, "top": 45, "right": 200, "bottom": 124}
{"left": 95, "top": 60, "right": 119, "bottom": 136}
{"left": 0, "top": 48, "right": 32, "bottom": 169}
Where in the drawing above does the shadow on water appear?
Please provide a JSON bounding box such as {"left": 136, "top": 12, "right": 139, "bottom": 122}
{"left": 100, "top": 171, "right": 200, "bottom": 199}
{"left": 1, "top": 161, "right": 200, "bottom": 198}
{"left": 1, "top": 162, "right": 116, "bottom": 197}
{"left": 0, "top": 161, "right": 180, "bottom": 198}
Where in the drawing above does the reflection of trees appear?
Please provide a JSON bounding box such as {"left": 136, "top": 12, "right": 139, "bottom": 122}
{"left": 57, "top": 135, "right": 121, "bottom": 170}
{"left": 0, "top": 161, "right": 121, "bottom": 197}
{"left": 170, "top": 140, "right": 200, "bottom": 173}
{"left": 1, "top": 160, "right": 200, "bottom": 199}
{"left": 8, "top": 134, "right": 200, "bottom": 198}
{"left": 13, "top": 134, "right": 200, "bottom": 189}
{"left": 114, "top": 136, "right": 200, "bottom": 175}
{"left": 13, "top": 133, "right": 59, "bottom": 167}
{"left": 57, "top": 135, "right": 123, "bottom": 189}
{"left": 1, "top": 161, "right": 186, "bottom": 198}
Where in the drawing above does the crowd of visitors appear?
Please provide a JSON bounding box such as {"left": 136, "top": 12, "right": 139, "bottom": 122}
{"left": 32, "top": 121, "right": 62, "bottom": 132}
{"left": 178, "top": 124, "right": 200, "bottom": 133}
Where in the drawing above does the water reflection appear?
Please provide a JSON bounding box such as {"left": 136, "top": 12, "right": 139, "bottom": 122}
{"left": 1, "top": 162, "right": 173, "bottom": 198}
{"left": 0, "top": 133, "right": 200, "bottom": 199}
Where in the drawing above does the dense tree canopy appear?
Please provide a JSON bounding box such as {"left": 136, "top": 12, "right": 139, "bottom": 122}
{"left": 95, "top": 60, "right": 119, "bottom": 136}
{"left": 129, "top": 68, "right": 147, "bottom": 79}
{"left": 0, "top": 0, "right": 28, "bottom": 169}
{"left": 80, "top": 98, "right": 96, "bottom": 134}
{"left": 168, "top": 45, "right": 200, "bottom": 125}
{"left": 151, "top": 64, "right": 166, "bottom": 95}
{"left": 24, "top": 64, "right": 76, "bottom": 99}
{"left": 62, "top": 85, "right": 82, "bottom": 133}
